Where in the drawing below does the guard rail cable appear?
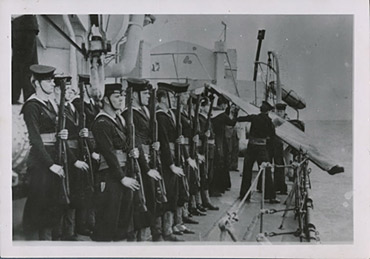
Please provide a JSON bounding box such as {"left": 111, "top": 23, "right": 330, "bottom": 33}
{"left": 218, "top": 153, "right": 320, "bottom": 243}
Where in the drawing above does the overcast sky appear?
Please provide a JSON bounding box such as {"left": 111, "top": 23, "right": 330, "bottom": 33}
{"left": 143, "top": 15, "right": 352, "bottom": 121}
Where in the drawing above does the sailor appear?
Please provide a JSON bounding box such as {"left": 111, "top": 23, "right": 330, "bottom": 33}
{"left": 71, "top": 74, "right": 100, "bottom": 236}
{"left": 156, "top": 83, "right": 186, "bottom": 241}
{"left": 210, "top": 95, "right": 237, "bottom": 197}
{"left": 122, "top": 78, "right": 162, "bottom": 241}
{"left": 198, "top": 97, "right": 219, "bottom": 210}
{"left": 21, "top": 64, "right": 69, "bottom": 240}
{"left": 273, "top": 103, "right": 288, "bottom": 195}
{"left": 180, "top": 93, "right": 206, "bottom": 220}
{"left": 12, "top": 15, "right": 39, "bottom": 104}
{"left": 72, "top": 74, "right": 101, "bottom": 142}
{"left": 229, "top": 104, "right": 240, "bottom": 172}
{"left": 172, "top": 89, "right": 200, "bottom": 235}
{"left": 237, "top": 101, "right": 280, "bottom": 204}
{"left": 51, "top": 75, "right": 90, "bottom": 241}
{"left": 90, "top": 83, "right": 139, "bottom": 241}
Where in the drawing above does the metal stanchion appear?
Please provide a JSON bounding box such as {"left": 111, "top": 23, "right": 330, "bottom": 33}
{"left": 260, "top": 163, "right": 266, "bottom": 234}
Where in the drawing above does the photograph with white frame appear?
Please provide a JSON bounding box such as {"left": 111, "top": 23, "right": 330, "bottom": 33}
{"left": 1, "top": 0, "right": 369, "bottom": 258}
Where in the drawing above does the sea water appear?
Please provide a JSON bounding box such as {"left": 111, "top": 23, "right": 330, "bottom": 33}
{"left": 305, "top": 120, "right": 353, "bottom": 243}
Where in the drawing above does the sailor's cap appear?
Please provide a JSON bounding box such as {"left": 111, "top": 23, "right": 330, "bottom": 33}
{"left": 260, "top": 101, "right": 274, "bottom": 112}
{"left": 275, "top": 103, "right": 287, "bottom": 111}
{"left": 127, "top": 78, "right": 151, "bottom": 92}
{"left": 30, "top": 64, "right": 56, "bottom": 81}
{"left": 157, "top": 82, "right": 189, "bottom": 94}
{"left": 54, "top": 74, "right": 72, "bottom": 87}
{"left": 78, "top": 74, "right": 90, "bottom": 85}
{"left": 104, "top": 83, "right": 124, "bottom": 97}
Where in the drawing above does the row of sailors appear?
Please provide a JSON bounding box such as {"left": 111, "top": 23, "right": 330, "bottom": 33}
{"left": 22, "top": 64, "right": 248, "bottom": 242}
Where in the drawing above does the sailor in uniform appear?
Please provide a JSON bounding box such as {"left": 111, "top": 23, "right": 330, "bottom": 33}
{"left": 174, "top": 91, "right": 202, "bottom": 235}
{"left": 237, "top": 101, "right": 280, "bottom": 204}
{"left": 122, "top": 78, "right": 162, "bottom": 241}
{"left": 198, "top": 97, "right": 219, "bottom": 210}
{"left": 156, "top": 84, "right": 186, "bottom": 241}
{"left": 72, "top": 74, "right": 100, "bottom": 236}
{"left": 210, "top": 96, "right": 237, "bottom": 197}
{"left": 21, "top": 64, "right": 69, "bottom": 240}
{"left": 49, "top": 75, "right": 88, "bottom": 240}
{"left": 273, "top": 103, "right": 288, "bottom": 195}
{"left": 90, "top": 83, "right": 139, "bottom": 241}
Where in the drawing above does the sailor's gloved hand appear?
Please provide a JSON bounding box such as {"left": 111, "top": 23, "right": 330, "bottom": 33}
{"left": 58, "top": 129, "right": 68, "bottom": 140}
{"left": 147, "top": 169, "right": 162, "bottom": 181}
{"left": 152, "top": 141, "right": 160, "bottom": 151}
{"left": 79, "top": 128, "right": 89, "bottom": 138}
{"left": 74, "top": 160, "right": 89, "bottom": 171}
{"left": 129, "top": 148, "right": 139, "bottom": 159}
{"left": 176, "top": 135, "right": 185, "bottom": 145}
{"left": 205, "top": 130, "right": 211, "bottom": 138}
{"left": 121, "top": 177, "right": 140, "bottom": 191}
{"left": 49, "top": 164, "right": 65, "bottom": 178}
{"left": 192, "top": 134, "right": 199, "bottom": 144}
{"left": 170, "top": 164, "right": 185, "bottom": 177}
{"left": 187, "top": 158, "right": 198, "bottom": 169}
{"left": 197, "top": 154, "right": 205, "bottom": 164}
{"left": 91, "top": 152, "right": 100, "bottom": 161}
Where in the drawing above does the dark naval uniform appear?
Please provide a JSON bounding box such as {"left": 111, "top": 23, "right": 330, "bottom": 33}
{"left": 199, "top": 113, "right": 214, "bottom": 191}
{"left": 71, "top": 97, "right": 99, "bottom": 233}
{"left": 178, "top": 109, "right": 198, "bottom": 200}
{"left": 210, "top": 111, "right": 236, "bottom": 194}
{"left": 272, "top": 103, "right": 288, "bottom": 194}
{"left": 72, "top": 97, "right": 100, "bottom": 149}
{"left": 237, "top": 110, "right": 277, "bottom": 201}
{"left": 122, "top": 106, "right": 153, "bottom": 233}
{"left": 64, "top": 102, "right": 84, "bottom": 206}
{"left": 21, "top": 96, "right": 66, "bottom": 239}
{"left": 91, "top": 112, "right": 134, "bottom": 241}
{"left": 156, "top": 108, "right": 179, "bottom": 213}
{"left": 12, "top": 15, "right": 39, "bottom": 103}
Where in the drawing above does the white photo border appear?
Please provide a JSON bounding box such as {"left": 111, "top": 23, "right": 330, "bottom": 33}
{"left": 1, "top": 0, "right": 369, "bottom": 258}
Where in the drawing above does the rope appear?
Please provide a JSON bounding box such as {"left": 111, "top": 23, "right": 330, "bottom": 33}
{"left": 219, "top": 162, "right": 272, "bottom": 241}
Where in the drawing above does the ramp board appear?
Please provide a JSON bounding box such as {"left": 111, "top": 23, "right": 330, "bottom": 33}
{"left": 205, "top": 83, "right": 344, "bottom": 175}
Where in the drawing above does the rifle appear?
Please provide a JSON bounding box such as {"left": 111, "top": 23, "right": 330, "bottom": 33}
{"left": 126, "top": 85, "right": 147, "bottom": 212}
{"left": 56, "top": 77, "right": 71, "bottom": 205}
{"left": 189, "top": 94, "right": 201, "bottom": 188}
{"left": 149, "top": 87, "right": 167, "bottom": 204}
{"left": 78, "top": 82, "right": 94, "bottom": 191}
{"left": 175, "top": 93, "right": 190, "bottom": 199}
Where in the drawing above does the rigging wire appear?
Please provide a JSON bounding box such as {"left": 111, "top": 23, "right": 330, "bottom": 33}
{"left": 105, "top": 15, "right": 111, "bottom": 34}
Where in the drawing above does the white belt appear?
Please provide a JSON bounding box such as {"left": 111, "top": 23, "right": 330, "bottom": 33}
{"left": 99, "top": 150, "right": 127, "bottom": 171}
{"left": 40, "top": 133, "right": 57, "bottom": 145}
{"left": 207, "top": 139, "right": 215, "bottom": 145}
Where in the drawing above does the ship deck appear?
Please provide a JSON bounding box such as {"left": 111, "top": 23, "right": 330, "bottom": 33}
{"left": 13, "top": 158, "right": 322, "bottom": 244}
